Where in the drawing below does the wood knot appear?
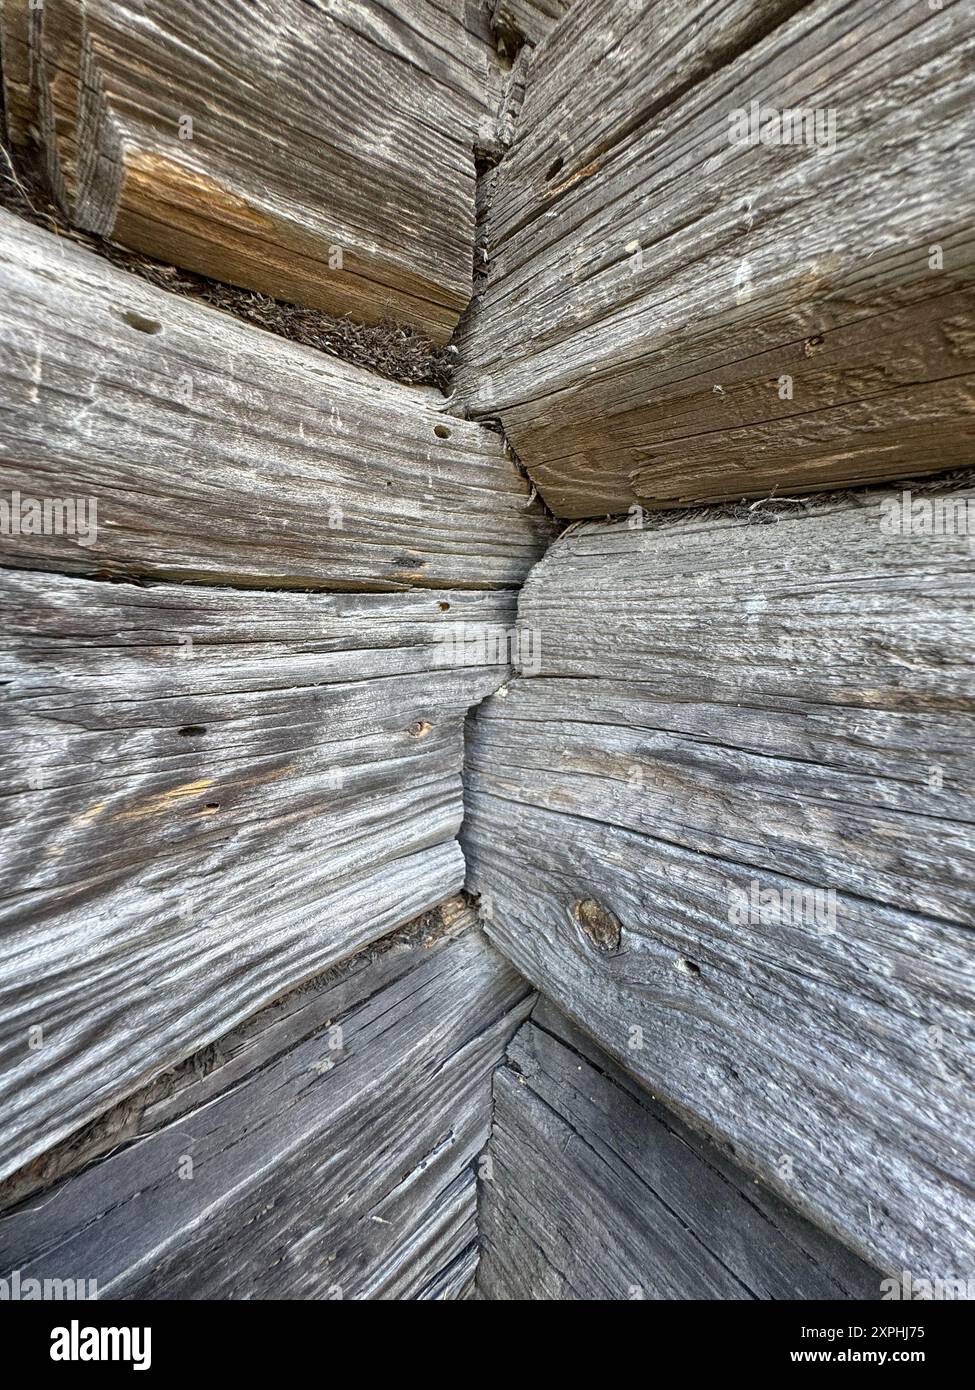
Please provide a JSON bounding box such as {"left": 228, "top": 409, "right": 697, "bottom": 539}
{"left": 571, "top": 897, "right": 621, "bottom": 953}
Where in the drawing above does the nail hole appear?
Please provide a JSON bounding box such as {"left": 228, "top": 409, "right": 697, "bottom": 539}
{"left": 433, "top": 424, "right": 451, "bottom": 439}
{"left": 571, "top": 897, "right": 621, "bottom": 953}
{"left": 545, "top": 155, "right": 564, "bottom": 181}
{"left": 675, "top": 956, "right": 701, "bottom": 978}
{"left": 121, "top": 310, "right": 163, "bottom": 335}
{"left": 177, "top": 725, "right": 206, "bottom": 737}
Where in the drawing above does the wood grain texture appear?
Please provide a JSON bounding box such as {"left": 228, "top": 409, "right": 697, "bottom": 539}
{"left": 1, "top": 0, "right": 504, "bottom": 339}
{"left": 459, "top": 0, "right": 975, "bottom": 515}
{"left": 0, "top": 893, "right": 467, "bottom": 1209}
{"left": 0, "top": 567, "right": 519, "bottom": 1181}
{"left": 0, "top": 212, "right": 553, "bottom": 590}
{"left": 0, "top": 914, "right": 533, "bottom": 1298}
{"left": 491, "top": 0, "right": 571, "bottom": 51}
{"left": 478, "top": 1000, "right": 880, "bottom": 1300}
{"left": 464, "top": 488, "right": 975, "bottom": 1279}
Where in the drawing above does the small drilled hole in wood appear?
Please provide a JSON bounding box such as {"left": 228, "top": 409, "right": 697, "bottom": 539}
{"left": 571, "top": 897, "right": 621, "bottom": 953}
{"left": 121, "top": 310, "right": 163, "bottom": 334}
{"left": 434, "top": 424, "right": 451, "bottom": 439}
{"left": 545, "top": 155, "right": 564, "bottom": 181}
{"left": 177, "top": 725, "right": 206, "bottom": 737}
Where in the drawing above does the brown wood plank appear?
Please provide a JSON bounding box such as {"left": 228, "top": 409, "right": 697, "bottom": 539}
{"left": 2, "top": 0, "right": 504, "bottom": 339}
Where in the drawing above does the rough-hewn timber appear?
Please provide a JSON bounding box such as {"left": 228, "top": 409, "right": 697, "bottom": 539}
{"left": 491, "top": 0, "right": 571, "bottom": 51}
{"left": 0, "top": 909, "right": 533, "bottom": 1298}
{"left": 478, "top": 999, "right": 880, "bottom": 1300}
{"left": 0, "top": 567, "right": 519, "bottom": 1181}
{"left": 1, "top": 0, "right": 504, "bottom": 340}
{"left": 464, "top": 485, "right": 975, "bottom": 1279}
{"left": 2, "top": 0, "right": 972, "bottom": 1303}
{"left": 459, "top": 0, "right": 975, "bottom": 516}
{"left": 0, "top": 213, "right": 553, "bottom": 590}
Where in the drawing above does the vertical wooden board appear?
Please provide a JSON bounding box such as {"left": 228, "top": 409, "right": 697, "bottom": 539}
{"left": 460, "top": 0, "right": 975, "bottom": 514}
{"left": 0, "top": 916, "right": 534, "bottom": 1299}
{"left": 0, "top": 212, "right": 554, "bottom": 589}
{"left": 478, "top": 1001, "right": 880, "bottom": 1300}
{"left": 2, "top": 0, "right": 505, "bottom": 339}
{"left": 464, "top": 488, "right": 975, "bottom": 1278}
{"left": 0, "top": 569, "right": 518, "bottom": 1180}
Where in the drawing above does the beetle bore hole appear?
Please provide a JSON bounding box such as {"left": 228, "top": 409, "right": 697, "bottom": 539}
{"left": 121, "top": 310, "right": 163, "bottom": 334}
{"left": 675, "top": 956, "right": 702, "bottom": 978}
{"left": 177, "top": 725, "right": 207, "bottom": 737}
{"left": 434, "top": 424, "right": 451, "bottom": 439}
{"left": 545, "top": 155, "right": 564, "bottom": 181}
{"left": 438, "top": 601, "right": 450, "bottom": 611}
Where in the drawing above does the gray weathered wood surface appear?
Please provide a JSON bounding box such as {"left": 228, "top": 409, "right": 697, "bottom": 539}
{"left": 0, "top": 212, "right": 553, "bottom": 589}
{"left": 491, "top": 0, "right": 570, "bottom": 51}
{"left": 0, "top": 567, "right": 518, "bottom": 1181}
{"left": 464, "top": 486, "right": 975, "bottom": 1279}
{"left": 2, "top": 0, "right": 503, "bottom": 339}
{"left": 0, "top": 909, "right": 533, "bottom": 1298}
{"left": 479, "top": 999, "right": 880, "bottom": 1299}
{"left": 459, "top": 0, "right": 975, "bottom": 515}
{"left": 0, "top": 892, "right": 469, "bottom": 1209}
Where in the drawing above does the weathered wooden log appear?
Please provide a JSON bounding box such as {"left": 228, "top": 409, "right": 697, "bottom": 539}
{"left": 491, "top": 0, "right": 571, "bottom": 51}
{"left": 459, "top": 0, "right": 975, "bottom": 515}
{"left": 0, "top": 566, "right": 520, "bottom": 1180}
{"left": 464, "top": 485, "right": 975, "bottom": 1278}
{"left": 0, "top": 213, "right": 553, "bottom": 589}
{"left": 479, "top": 999, "right": 879, "bottom": 1299}
{"left": 0, "top": 908, "right": 533, "bottom": 1298}
{"left": 1, "top": 0, "right": 503, "bottom": 340}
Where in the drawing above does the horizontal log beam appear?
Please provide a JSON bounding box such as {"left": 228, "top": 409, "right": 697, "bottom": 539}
{"left": 0, "top": 213, "right": 554, "bottom": 590}
{"left": 478, "top": 1000, "right": 879, "bottom": 1299}
{"left": 0, "top": 910, "right": 532, "bottom": 1298}
{"left": 2, "top": 0, "right": 503, "bottom": 339}
{"left": 464, "top": 484, "right": 975, "bottom": 1277}
{"left": 0, "top": 568, "right": 518, "bottom": 1179}
{"left": 460, "top": 0, "right": 975, "bottom": 515}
